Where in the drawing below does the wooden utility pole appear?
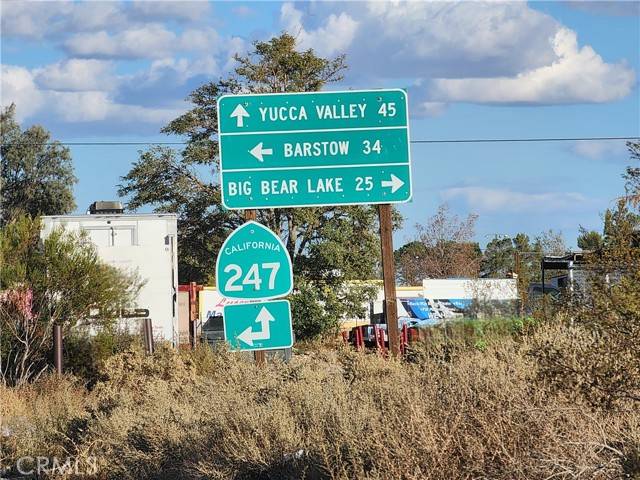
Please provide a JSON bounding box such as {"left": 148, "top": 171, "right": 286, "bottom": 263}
{"left": 378, "top": 204, "right": 400, "bottom": 357}
{"left": 244, "top": 209, "right": 266, "bottom": 366}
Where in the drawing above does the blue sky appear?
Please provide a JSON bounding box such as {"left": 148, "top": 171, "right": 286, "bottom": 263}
{"left": 2, "top": 1, "right": 639, "bottom": 249}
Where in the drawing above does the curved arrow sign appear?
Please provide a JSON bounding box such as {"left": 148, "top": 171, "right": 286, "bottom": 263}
{"left": 216, "top": 221, "right": 293, "bottom": 300}
{"left": 223, "top": 300, "right": 293, "bottom": 351}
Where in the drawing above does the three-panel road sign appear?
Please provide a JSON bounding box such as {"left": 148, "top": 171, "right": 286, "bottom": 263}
{"left": 217, "top": 89, "right": 411, "bottom": 209}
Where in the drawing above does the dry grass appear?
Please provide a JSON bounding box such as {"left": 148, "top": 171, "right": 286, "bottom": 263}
{"left": 1, "top": 327, "right": 639, "bottom": 479}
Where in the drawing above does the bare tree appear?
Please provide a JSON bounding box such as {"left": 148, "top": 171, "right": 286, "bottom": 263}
{"left": 535, "top": 229, "right": 566, "bottom": 256}
{"left": 408, "top": 204, "right": 480, "bottom": 279}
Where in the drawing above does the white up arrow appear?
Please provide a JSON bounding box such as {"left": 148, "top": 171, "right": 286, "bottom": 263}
{"left": 381, "top": 174, "right": 404, "bottom": 193}
{"left": 249, "top": 142, "right": 273, "bottom": 162}
{"left": 230, "top": 104, "right": 250, "bottom": 127}
{"left": 237, "top": 306, "right": 275, "bottom": 347}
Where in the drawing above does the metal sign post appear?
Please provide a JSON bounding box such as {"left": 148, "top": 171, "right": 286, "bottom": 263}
{"left": 244, "top": 209, "right": 265, "bottom": 365}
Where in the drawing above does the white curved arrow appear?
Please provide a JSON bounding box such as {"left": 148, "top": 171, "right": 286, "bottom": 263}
{"left": 381, "top": 174, "right": 404, "bottom": 193}
{"left": 249, "top": 142, "right": 273, "bottom": 162}
{"left": 230, "top": 104, "right": 250, "bottom": 127}
{"left": 237, "top": 306, "right": 275, "bottom": 346}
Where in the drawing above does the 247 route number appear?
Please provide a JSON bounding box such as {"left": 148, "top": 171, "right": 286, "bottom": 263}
{"left": 224, "top": 263, "right": 280, "bottom": 292}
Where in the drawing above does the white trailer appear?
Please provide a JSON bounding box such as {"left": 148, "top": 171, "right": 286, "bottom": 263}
{"left": 40, "top": 211, "right": 178, "bottom": 343}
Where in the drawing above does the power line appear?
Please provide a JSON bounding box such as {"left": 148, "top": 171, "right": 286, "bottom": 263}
{"left": 0, "top": 136, "right": 637, "bottom": 147}
{"left": 410, "top": 136, "right": 638, "bottom": 144}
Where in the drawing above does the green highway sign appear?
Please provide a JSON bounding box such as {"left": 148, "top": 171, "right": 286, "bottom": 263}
{"left": 223, "top": 300, "right": 293, "bottom": 351}
{"left": 217, "top": 89, "right": 411, "bottom": 209}
{"left": 216, "top": 221, "right": 293, "bottom": 300}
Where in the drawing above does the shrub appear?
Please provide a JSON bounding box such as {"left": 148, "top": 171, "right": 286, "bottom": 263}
{"left": 532, "top": 201, "right": 640, "bottom": 409}
{"left": 0, "top": 215, "right": 141, "bottom": 385}
{"left": 3, "top": 335, "right": 636, "bottom": 478}
{"left": 64, "top": 326, "right": 141, "bottom": 387}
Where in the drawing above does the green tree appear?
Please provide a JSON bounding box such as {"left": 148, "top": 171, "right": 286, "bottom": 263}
{"left": 0, "top": 216, "right": 140, "bottom": 385}
{"left": 481, "top": 236, "right": 514, "bottom": 278}
{"left": 118, "top": 33, "right": 383, "bottom": 339}
{"left": 576, "top": 227, "right": 604, "bottom": 251}
{"left": 603, "top": 201, "right": 640, "bottom": 248}
{"left": 0, "top": 104, "right": 77, "bottom": 225}
{"left": 395, "top": 241, "right": 428, "bottom": 285}
{"left": 479, "top": 233, "right": 545, "bottom": 312}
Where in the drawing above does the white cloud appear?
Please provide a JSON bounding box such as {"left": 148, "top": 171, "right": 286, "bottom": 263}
{"left": 442, "top": 186, "right": 589, "bottom": 213}
{"left": 63, "top": 25, "right": 226, "bottom": 60}
{"left": 1, "top": 66, "right": 44, "bottom": 121}
{"left": 0, "top": 2, "right": 243, "bottom": 133}
{"left": 179, "top": 28, "right": 221, "bottom": 52}
{"left": 34, "top": 59, "right": 116, "bottom": 92}
{"left": 430, "top": 28, "right": 636, "bottom": 104}
{"left": 280, "top": 3, "right": 359, "bottom": 57}
{"left": 281, "top": 2, "right": 636, "bottom": 108}
{"left": 129, "top": 1, "right": 212, "bottom": 22}
{"left": 63, "top": 2, "right": 129, "bottom": 32}
{"left": 0, "top": 1, "right": 210, "bottom": 40}
{"left": 64, "top": 25, "right": 178, "bottom": 59}
{"left": 572, "top": 140, "right": 630, "bottom": 160}
{"left": 286, "top": 2, "right": 559, "bottom": 78}
{"left": 48, "top": 90, "right": 181, "bottom": 124}
{"left": 414, "top": 101, "right": 447, "bottom": 117}
{"left": 144, "top": 55, "right": 220, "bottom": 84}
{"left": 0, "top": 1, "right": 72, "bottom": 39}
{"left": 49, "top": 91, "right": 113, "bottom": 122}
{"left": 1, "top": 64, "right": 182, "bottom": 126}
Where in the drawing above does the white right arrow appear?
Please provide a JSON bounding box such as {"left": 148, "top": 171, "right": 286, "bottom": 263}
{"left": 230, "top": 104, "right": 250, "bottom": 127}
{"left": 381, "top": 174, "right": 404, "bottom": 193}
{"left": 249, "top": 142, "right": 273, "bottom": 162}
{"left": 236, "top": 306, "right": 275, "bottom": 347}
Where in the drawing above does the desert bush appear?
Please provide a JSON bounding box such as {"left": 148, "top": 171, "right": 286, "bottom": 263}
{"left": 0, "top": 215, "right": 141, "bottom": 385}
{"left": 532, "top": 200, "right": 640, "bottom": 410}
{"left": 22, "top": 339, "right": 640, "bottom": 477}
{"left": 0, "top": 375, "right": 90, "bottom": 472}
{"left": 64, "top": 326, "right": 141, "bottom": 387}
{"left": 2, "top": 325, "right": 639, "bottom": 479}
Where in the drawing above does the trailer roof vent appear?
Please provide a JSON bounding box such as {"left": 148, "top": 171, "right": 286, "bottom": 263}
{"left": 88, "top": 201, "right": 124, "bottom": 215}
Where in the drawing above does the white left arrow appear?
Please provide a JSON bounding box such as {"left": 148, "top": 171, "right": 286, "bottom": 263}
{"left": 230, "top": 104, "right": 250, "bottom": 127}
{"left": 237, "top": 307, "right": 275, "bottom": 347}
{"left": 381, "top": 174, "right": 404, "bottom": 193}
{"left": 249, "top": 142, "right": 273, "bottom": 162}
